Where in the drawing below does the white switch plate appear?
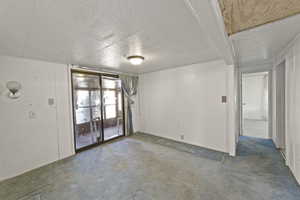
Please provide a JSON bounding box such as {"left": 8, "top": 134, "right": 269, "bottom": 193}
{"left": 48, "top": 98, "right": 55, "bottom": 106}
{"left": 29, "top": 111, "right": 36, "bottom": 119}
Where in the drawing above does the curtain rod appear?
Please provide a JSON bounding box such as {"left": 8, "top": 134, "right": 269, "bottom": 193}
{"left": 70, "top": 64, "right": 138, "bottom": 77}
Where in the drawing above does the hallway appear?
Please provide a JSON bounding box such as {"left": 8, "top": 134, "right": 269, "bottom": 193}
{"left": 0, "top": 134, "right": 299, "bottom": 200}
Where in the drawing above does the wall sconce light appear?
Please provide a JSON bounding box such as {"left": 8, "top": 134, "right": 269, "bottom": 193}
{"left": 6, "top": 81, "right": 21, "bottom": 99}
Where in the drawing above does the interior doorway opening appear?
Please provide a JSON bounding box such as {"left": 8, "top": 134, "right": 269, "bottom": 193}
{"left": 241, "top": 71, "right": 270, "bottom": 139}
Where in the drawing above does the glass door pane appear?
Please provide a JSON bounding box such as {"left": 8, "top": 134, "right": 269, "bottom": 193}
{"left": 72, "top": 72, "right": 102, "bottom": 150}
{"left": 102, "top": 76, "right": 124, "bottom": 141}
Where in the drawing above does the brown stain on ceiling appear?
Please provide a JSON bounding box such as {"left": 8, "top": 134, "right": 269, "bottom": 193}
{"left": 219, "top": 0, "right": 300, "bottom": 35}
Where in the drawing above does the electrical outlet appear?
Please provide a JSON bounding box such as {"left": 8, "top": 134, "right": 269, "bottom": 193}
{"left": 180, "top": 134, "right": 184, "bottom": 140}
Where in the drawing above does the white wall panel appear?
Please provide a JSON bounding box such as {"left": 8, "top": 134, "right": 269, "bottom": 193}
{"left": 293, "top": 40, "right": 300, "bottom": 182}
{"left": 274, "top": 34, "right": 300, "bottom": 184}
{"left": 0, "top": 56, "right": 74, "bottom": 181}
{"left": 139, "top": 60, "right": 234, "bottom": 153}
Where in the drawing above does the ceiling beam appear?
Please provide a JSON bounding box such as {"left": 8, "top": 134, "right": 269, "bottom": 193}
{"left": 184, "top": 0, "right": 236, "bottom": 65}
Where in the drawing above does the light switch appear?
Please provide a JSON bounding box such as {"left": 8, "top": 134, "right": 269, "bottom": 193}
{"left": 29, "top": 111, "right": 36, "bottom": 119}
{"left": 48, "top": 98, "right": 55, "bottom": 106}
{"left": 221, "top": 96, "right": 227, "bottom": 103}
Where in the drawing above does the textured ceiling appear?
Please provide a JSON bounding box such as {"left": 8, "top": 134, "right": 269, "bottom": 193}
{"left": 219, "top": 0, "right": 300, "bottom": 35}
{"left": 231, "top": 14, "right": 300, "bottom": 67}
{"left": 0, "top": 0, "right": 229, "bottom": 74}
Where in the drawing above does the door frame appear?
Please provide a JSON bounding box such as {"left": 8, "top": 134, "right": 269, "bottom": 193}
{"left": 239, "top": 70, "right": 272, "bottom": 139}
{"left": 71, "top": 69, "right": 125, "bottom": 153}
{"left": 274, "top": 61, "right": 287, "bottom": 153}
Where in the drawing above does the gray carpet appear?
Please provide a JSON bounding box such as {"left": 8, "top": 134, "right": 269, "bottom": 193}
{"left": 0, "top": 133, "right": 299, "bottom": 200}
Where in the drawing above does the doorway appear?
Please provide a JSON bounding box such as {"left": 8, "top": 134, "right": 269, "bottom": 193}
{"left": 102, "top": 76, "right": 125, "bottom": 141}
{"left": 71, "top": 70, "right": 125, "bottom": 152}
{"left": 241, "top": 71, "right": 270, "bottom": 139}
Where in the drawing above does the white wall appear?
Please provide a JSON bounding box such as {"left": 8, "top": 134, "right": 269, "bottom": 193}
{"left": 273, "top": 34, "right": 300, "bottom": 184}
{"left": 0, "top": 56, "right": 74, "bottom": 181}
{"left": 138, "top": 60, "right": 235, "bottom": 154}
{"left": 274, "top": 62, "right": 286, "bottom": 149}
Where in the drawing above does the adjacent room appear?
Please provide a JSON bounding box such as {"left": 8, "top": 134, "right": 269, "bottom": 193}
{"left": 1, "top": 0, "right": 300, "bottom": 199}
{"left": 242, "top": 71, "right": 269, "bottom": 139}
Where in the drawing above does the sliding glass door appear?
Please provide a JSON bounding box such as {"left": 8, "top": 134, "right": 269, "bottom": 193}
{"left": 72, "top": 72, "right": 102, "bottom": 151}
{"left": 102, "top": 76, "right": 124, "bottom": 141}
{"left": 71, "top": 71, "right": 124, "bottom": 152}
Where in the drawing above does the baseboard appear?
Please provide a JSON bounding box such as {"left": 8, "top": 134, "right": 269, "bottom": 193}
{"left": 0, "top": 154, "right": 75, "bottom": 182}
{"left": 135, "top": 131, "right": 228, "bottom": 154}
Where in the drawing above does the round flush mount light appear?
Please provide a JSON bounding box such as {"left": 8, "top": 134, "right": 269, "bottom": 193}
{"left": 127, "top": 55, "right": 145, "bottom": 65}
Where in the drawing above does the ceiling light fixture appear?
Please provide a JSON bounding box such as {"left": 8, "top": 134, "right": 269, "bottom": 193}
{"left": 127, "top": 55, "right": 145, "bottom": 65}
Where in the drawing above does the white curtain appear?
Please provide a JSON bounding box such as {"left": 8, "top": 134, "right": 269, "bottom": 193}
{"left": 120, "top": 75, "right": 138, "bottom": 136}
